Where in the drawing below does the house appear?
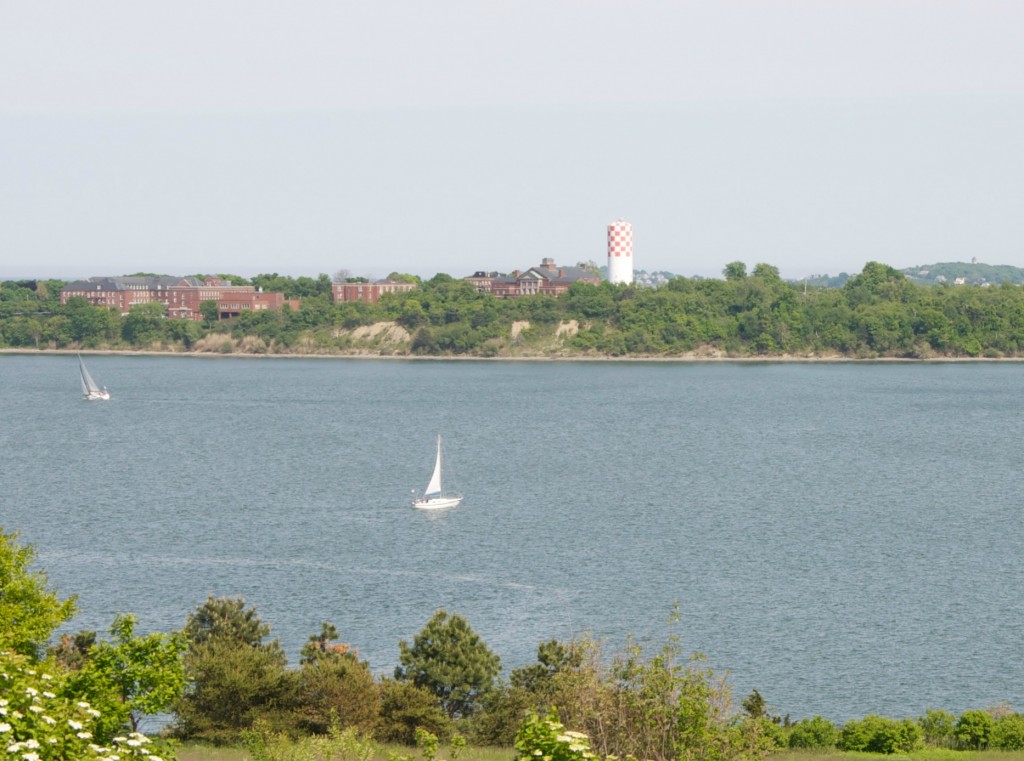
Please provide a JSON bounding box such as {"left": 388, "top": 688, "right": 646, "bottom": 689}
{"left": 465, "top": 259, "right": 600, "bottom": 298}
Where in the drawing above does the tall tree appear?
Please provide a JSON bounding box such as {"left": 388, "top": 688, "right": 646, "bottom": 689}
{"left": 395, "top": 610, "right": 500, "bottom": 719}
{"left": 0, "top": 529, "right": 77, "bottom": 659}
{"left": 68, "top": 613, "right": 187, "bottom": 739}
{"left": 174, "top": 596, "right": 292, "bottom": 743}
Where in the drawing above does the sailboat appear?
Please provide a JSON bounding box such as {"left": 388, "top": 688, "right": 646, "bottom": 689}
{"left": 78, "top": 355, "right": 110, "bottom": 401}
{"left": 412, "top": 435, "right": 462, "bottom": 510}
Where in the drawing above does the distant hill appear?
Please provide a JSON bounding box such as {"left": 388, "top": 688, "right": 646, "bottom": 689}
{"left": 902, "top": 261, "right": 1024, "bottom": 286}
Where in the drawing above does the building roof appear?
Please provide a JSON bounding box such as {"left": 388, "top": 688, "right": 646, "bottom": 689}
{"left": 61, "top": 276, "right": 191, "bottom": 291}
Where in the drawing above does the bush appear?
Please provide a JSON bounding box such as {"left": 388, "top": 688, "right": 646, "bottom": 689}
{"left": 788, "top": 716, "right": 838, "bottom": 749}
{"left": 244, "top": 719, "right": 377, "bottom": 761}
{"left": 295, "top": 654, "right": 380, "bottom": 735}
{"left": 918, "top": 708, "right": 956, "bottom": 747}
{"left": 514, "top": 710, "right": 595, "bottom": 761}
{"left": 839, "top": 715, "right": 922, "bottom": 753}
{"left": 375, "top": 678, "right": 451, "bottom": 745}
{"left": 0, "top": 649, "right": 174, "bottom": 761}
{"left": 991, "top": 713, "right": 1024, "bottom": 750}
{"left": 955, "top": 709, "right": 995, "bottom": 749}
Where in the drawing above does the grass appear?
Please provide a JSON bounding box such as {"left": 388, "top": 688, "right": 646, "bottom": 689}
{"left": 177, "top": 746, "right": 1024, "bottom": 761}
{"left": 772, "top": 752, "right": 1024, "bottom": 761}
{"left": 176, "top": 742, "right": 513, "bottom": 761}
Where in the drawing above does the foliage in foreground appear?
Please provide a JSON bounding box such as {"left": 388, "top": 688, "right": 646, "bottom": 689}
{"left": 8, "top": 528, "right": 1024, "bottom": 761}
{"left": 0, "top": 649, "right": 173, "bottom": 761}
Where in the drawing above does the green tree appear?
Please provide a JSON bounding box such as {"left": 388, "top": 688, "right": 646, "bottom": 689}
{"left": 0, "top": 649, "right": 174, "bottom": 761}
{"left": 0, "top": 529, "right": 77, "bottom": 659}
{"left": 839, "top": 715, "right": 922, "bottom": 753}
{"left": 183, "top": 595, "right": 277, "bottom": 649}
{"left": 788, "top": 716, "right": 837, "bottom": 749}
{"left": 122, "top": 301, "right": 168, "bottom": 346}
{"left": 376, "top": 678, "right": 452, "bottom": 745}
{"left": 295, "top": 645, "right": 380, "bottom": 735}
{"left": 992, "top": 713, "right": 1024, "bottom": 750}
{"left": 395, "top": 610, "right": 501, "bottom": 719}
{"left": 723, "top": 261, "right": 748, "bottom": 281}
{"left": 917, "top": 708, "right": 956, "bottom": 747}
{"left": 173, "top": 596, "right": 292, "bottom": 743}
{"left": 199, "top": 299, "right": 219, "bottom": 323}
{"left": 955, "top": 709, "right": 994, "bottom": 749}
{"left": 68, "top": 613, "right": 187, "bottom": 739}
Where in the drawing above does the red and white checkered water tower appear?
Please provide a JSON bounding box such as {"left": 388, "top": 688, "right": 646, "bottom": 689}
{"left": 607, "top": 219, "right": 634, "bottom": 284}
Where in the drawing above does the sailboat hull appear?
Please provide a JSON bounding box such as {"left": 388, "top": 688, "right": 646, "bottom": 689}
{"left": 83, "top": 390, "right": 111, "bottom": 401}
{"left": 412, "top": 495, "right": 462, "bottom": 510}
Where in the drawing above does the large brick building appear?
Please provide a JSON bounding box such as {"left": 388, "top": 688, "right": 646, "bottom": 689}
{"left": 61, "top": 276, "right": 298, "bottom": 320}
{"left": 331, "top": 280, "right": 417, "bottom": 303}
{"left": 465, "top": 258, "right": 600, "bottom": 298}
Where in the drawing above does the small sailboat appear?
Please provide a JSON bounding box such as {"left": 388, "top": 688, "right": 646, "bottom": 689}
{"left": 413, "top": 435, "right": 462, "bottom": 510}
{"left": 78, "top": 355, "right": 110, "bottom": 401}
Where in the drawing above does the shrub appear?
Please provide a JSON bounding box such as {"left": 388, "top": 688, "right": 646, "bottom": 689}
{"left": 295, "top": 652, "right": 380, "bottom": 735}
{"left": 991, "top": 713, "right": 1024, "bottom": 750}
{"left": 0, "top": 649, "right": 174, "bottom": 761}
{"left": 375, "top": 678, "right": 451, "bottom": 745}
{"left": 918, "top": 708, "right": 956, "bottom": 747}
{"left": 788, "top": 716, "right": 838, "bottom": 749}
{"left": 839, "top": 714, "right": 922, "bottom": 753}
{"left": 244, "top": 719, "right": 377, "bottom": 761}
{"left": 955, "top": 709, "right": 994, "bottom": 749}
{"left": 514, "top": 710, "right": 596, "bottom": 761}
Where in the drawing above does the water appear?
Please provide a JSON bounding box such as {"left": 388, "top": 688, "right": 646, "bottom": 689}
{"left": 2, "top": 354, "right": 1023, "bottom": 722}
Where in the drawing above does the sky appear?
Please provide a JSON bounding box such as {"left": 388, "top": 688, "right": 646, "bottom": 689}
{"left": 2, "top": 0, "right": 1023, "bottom": 281}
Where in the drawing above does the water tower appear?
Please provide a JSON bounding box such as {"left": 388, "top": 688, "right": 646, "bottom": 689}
{"left": 607, "top": 220, "right": 634, "bottom": 284}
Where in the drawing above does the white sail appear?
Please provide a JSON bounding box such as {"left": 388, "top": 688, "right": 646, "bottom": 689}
{"left": 78, "top": 355, "right": 110, "bottom": 400}
{"left": 413, "top": 434, "right": 461, "bottom": 509}
{"left": 424, "top": 435, "right": 443, "bottom": 497}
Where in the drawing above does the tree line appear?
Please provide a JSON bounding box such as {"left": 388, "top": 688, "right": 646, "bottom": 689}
{"left": 4, "top": 528, "right": 1024, "bottom": 761}
{"left": 5, "top": 261, "right": 1024, "bottom": 357}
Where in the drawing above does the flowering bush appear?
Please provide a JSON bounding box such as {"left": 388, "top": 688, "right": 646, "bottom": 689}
{"left": 515, "top": 710, "right": 599, "bottom": 761}
{"left": 0, "top": 649, "right": 175, "bottom": 761}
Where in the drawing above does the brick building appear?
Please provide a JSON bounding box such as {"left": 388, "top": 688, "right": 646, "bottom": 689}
{"left": 61, "top": 276, "right": 297, "bottom": 320}
{"left": 465, "top": 259, "right": 600, "bottom": 298}
{"left": 332, "top": 280, "right": 417, "bottom": 303}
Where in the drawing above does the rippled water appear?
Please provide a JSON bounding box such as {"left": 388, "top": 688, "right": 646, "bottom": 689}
{"left": 2, "top": 354, "right": 1023, "bottom": 721}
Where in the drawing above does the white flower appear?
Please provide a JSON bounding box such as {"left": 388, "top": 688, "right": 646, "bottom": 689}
{"left": 76, "top": 701, "right": 91, "bottom": 709}
{"left": 127, "top": 739, "right": 142, "bottom": 747}
{"left": 41, "top": 691, "right": 55, "bottom": 699}
{"left": 23, "top": 739, "right": 39, "bottom": 749}
{"left": 22, "top": 752, "right": 40, "bottom": 761}
{"left": 42, "top": 716, "right": 56, "bottom": 726}
{"left": 77, "top": 731, "right": 93, "bottom": 739}
{"left": 87, "top": 708, "right": 101, "bottom": 718}
{"left": 0, "top": 699, "right": 7, "bottom": 706}
{"left": 0, "top": 723, "right": 10, "bottom": 733}
{"left": 40, "top": 673, "right": 52, "bottom": 681}
{"left": 69, "top": 719, "right": 83, "bottom": 730}
{"left": 150, "top": 756, "right": 164, "bottom": 761}
{"left": 24, "top": 687, "right": 38, "bottom": 696}
{"left": 27, "top": 705, "right": 43, "bottom": 713}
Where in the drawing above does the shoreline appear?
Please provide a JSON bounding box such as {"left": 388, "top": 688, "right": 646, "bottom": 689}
{"left": 3, "top": 347, "right": 1023, "bottom": 363}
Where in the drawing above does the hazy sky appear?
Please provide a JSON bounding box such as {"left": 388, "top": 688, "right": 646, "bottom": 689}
{"left": 2, "top": 1, "right": 1023, "bottom": 281}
